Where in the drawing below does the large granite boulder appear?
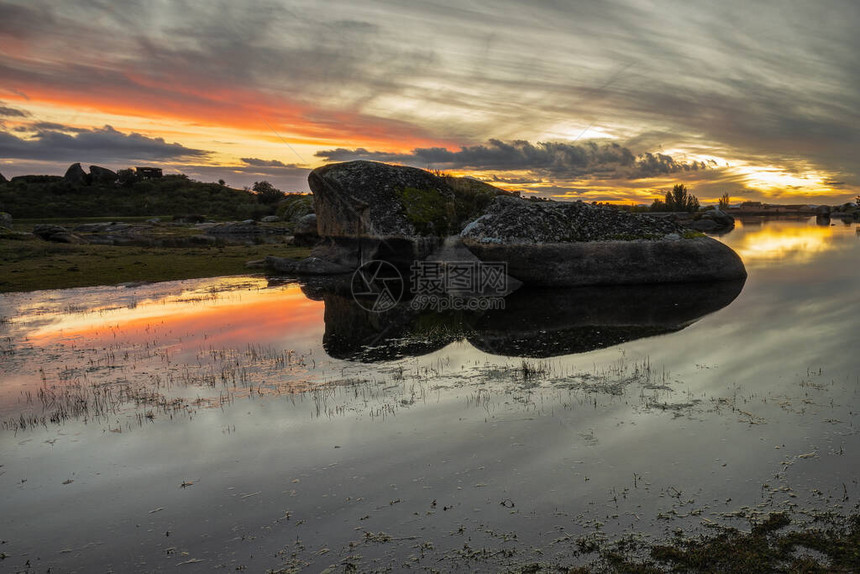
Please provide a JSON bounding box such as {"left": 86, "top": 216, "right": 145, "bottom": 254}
{"left": 309, "top": 161, "right": 504, "bottom": 239}
{"left": 307, "top": 161, "right": 508, "bottom": 267}
{"left": 309, "top": 160, "right": 456, "bottom": 238}
{"left": 461, "top": 196, "right": 746, "bottom": 286}
{"left": 63, "top": 163, "right": 88, "bottom": 185}
{"left": 89, "top": 165, "right": 117, "bottom": 185}
{"left": 296, "top": 162, "right": 747, "bottom": 286}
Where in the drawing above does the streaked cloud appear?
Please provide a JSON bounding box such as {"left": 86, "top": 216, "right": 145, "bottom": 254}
{"left": 0, "top": 0, "right": 857, "bottom": 201}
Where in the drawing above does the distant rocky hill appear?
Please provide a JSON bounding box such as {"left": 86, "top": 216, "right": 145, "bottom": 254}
{"left": 0, "top": 163, "right": 291, "bottom": 220}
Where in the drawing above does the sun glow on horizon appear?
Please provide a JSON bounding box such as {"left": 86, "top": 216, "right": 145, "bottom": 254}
{"left": 732, "top": 164, "right": 839, "bottom": 197}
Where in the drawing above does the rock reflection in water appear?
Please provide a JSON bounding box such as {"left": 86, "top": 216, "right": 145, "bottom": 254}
{"left": 302, "top": 278, "right": 746, "bottom": 361}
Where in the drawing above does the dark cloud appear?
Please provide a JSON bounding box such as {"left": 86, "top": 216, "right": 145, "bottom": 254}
{"left": 315, "top": 140, "right": 709, "bottom": 181}
{"left": 241, "top": 157, "right": 300, "bottom": 168}
{"left": 13, "top": 122, "right": 88, "bottom": 133}
{"left": 632, "top": 153, "right": 711, "bottom": 179}
{"left": 30, "top": 122, "right": 86, "bottom": 132}
{"left": 0, "top": 104, "right": 30, "bottom": 118}
{"left": 489, "top": 175, "right": 545, "bottom": 185}
{"left": 0, "top": 125, "right": 209, "bottom": 163}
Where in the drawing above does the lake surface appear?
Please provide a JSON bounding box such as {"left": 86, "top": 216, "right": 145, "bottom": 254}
{"left": 1, "top": 216, "right": 859, "bottom": 572}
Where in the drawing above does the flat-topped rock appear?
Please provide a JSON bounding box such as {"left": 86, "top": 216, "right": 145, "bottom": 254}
{"left": 461, "top": 195, "right": 746, "bottom": 286}
{"left": 464, "top": 236, "right": 747, "bottom": 286}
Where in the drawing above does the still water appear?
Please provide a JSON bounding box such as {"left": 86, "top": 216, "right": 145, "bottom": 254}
{"left": 1, "top": 217, "right": 858, "bottom": 571}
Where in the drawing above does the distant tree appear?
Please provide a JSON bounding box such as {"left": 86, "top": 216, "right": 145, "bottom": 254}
{"left": 650, "top": 198, "right": 667, "bottom": 212}
{"left": 218, "top": 179, "right": 226, "bottom": 186}
{"left": 253, "top": 180, "right": 285, "bottom": 204}
{"left": 856, "top": 195, "right": 860, "bottom": 206}
{"left": 718, "top": 192, "right": 731, "bottom": 210}
{"left": 664, "top": 184, "right": 700, "bottom": 212}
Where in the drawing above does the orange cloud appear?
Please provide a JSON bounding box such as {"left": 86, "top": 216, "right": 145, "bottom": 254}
{"left": 3, "top": 69, "right": 454, "bottom": 156}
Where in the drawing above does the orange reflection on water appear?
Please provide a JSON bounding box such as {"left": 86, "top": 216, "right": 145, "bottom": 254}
{"left": 25, "top": 279, "right": 324, "bottom": 352}
{"left": 731, "top": 220, "right": 836, "bottom": 264}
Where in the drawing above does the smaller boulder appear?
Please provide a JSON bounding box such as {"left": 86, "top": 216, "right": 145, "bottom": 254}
{"left": 89, "top": 165, "right": 118, "bottom": 185}
{"left": 63, "top": 163, "right": 89, "bottom": 185}
{"left": 689, "top": 208, "right": 734, "bottom": 232}
{"left": 703, "top": 207, "right": 734, "bottom": 226}
{"left": 688, "top": 219, "right": 720, "bottom": 232}
{"left": 815, "top": 204, "right": 831, "bottom": 216}
{"left": 0, "top": 212, "right": 12, "bottom": 229}
{"left": 32, "top": 224, "right": 86, "bottom": 244}
{"left": 261, "top": 215, "right": 281, "bottom": 223}
{"left": 293, "top": 213, "right": 319, "bottom": 246}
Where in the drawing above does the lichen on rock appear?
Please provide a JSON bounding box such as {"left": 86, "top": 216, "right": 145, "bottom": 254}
{"left": 460, "top": 195, "right": 684, "bottom": 244}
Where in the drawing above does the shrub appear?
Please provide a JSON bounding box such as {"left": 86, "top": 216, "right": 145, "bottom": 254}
{"left": 253, "top": 181, "right": 286, "bottom": 204}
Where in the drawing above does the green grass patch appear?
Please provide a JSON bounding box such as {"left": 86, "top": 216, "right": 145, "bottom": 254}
{"left": 542, "top": 512, "right": 860, "bottom": 573}
{"left": 0, "top": 235, "right": 310, "bottom": 292}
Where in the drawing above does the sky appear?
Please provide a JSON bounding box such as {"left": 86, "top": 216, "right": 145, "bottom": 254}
{"left": 1, "top": 0, "right": 858, "bottom": 204}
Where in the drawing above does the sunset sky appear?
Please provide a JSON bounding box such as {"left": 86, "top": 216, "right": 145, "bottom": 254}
{"left": 1, "top": 0, "right": 858, "bottom": 204}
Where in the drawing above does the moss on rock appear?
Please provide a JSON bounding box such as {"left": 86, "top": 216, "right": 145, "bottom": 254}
{"left": 396, "top": 186, "right": 457, "bottom": 235}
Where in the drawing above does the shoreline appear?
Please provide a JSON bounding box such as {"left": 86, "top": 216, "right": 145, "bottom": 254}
{"left": 0, "top": 225, "right": 310, "bottom": 293}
